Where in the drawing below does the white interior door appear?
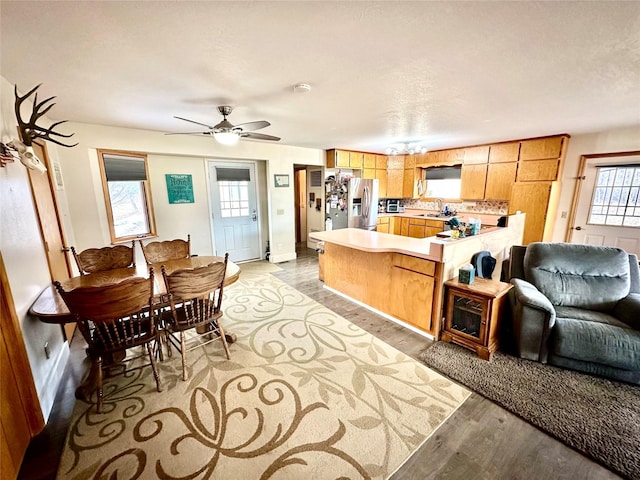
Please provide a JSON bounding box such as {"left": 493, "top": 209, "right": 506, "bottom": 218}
{"left": 570, "top": 153, "right": 640, "bottom": 256}
{"left": 209, "top": 162, "right": 261, "bottom": 262}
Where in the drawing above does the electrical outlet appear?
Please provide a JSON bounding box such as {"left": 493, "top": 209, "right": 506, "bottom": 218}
{"left": 561, "top": 211, "right": 568, "bottom": 219}
{"left": 44, "top": 341, "right": 51, "bottom": 359}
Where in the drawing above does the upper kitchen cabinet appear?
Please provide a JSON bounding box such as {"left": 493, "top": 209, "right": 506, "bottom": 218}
{"left": 363, "top": 153, "right": 376, "bottom": 169}
{"left": 387, "top": 169, "right": 404, "bottom": 198}
{"left": 349, "top": 151, "right": 363, "bottom": 169}
{"left": 460, "top": 146, "right": 489, "bottom": 199}
{"left": 460, "top": 163, "right": 488, "bottom": 200}
{"left": 424, "top": 149, "right": 464, "bottom": 166}
{"left": 516, "top": 135, "right": 569, "bottom": 182}
{"left": 484, "top": 142, "right": 520, "bottom": 200}
{"left": 375, "top": 155, "right": 388, "bottom": 170}
{"left": 387, "top": 155, "right": 405, "bottom": 170}
{"left": 326, "top": 149, "right": 351, "bottom": 168}
{"left": 376, "top": 169, "right": 388, "bottom": 198}
{"left": 485, "top": 162, "right": 518, "bottom": 200}
{"left": 463, "top": 146, "right": 490, "bottom": 165}
{"left": 519, "top": 136, "right": 565, "bottom": 161}
{"left": 488, "top": 142, "right": 520, "bottom": 163}
{"left": 325, "top": 149, "right": 367, "bottom": 169}
{"left": 364, "top": 155, "right": 388, "bottom": 197}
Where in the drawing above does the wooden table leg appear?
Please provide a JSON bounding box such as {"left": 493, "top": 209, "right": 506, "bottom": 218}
{"left": 74, "top": 351, "right": 126, "bottom": 402}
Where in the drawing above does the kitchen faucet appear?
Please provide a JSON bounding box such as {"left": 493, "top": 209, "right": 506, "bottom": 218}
{"left": 435, "top": 198, "right": 443, "bottom": 215}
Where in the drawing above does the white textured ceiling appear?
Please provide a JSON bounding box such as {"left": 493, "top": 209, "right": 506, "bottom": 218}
{"left": 1, "top": 1, "right": 639, "bottom": 154}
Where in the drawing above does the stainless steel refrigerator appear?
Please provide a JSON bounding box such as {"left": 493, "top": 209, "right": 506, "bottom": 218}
{"left": 327, "top": 178, "right": 379, "bottom": 230}
{"left": 348, "top": 178, "right": 379, "bottom": 229}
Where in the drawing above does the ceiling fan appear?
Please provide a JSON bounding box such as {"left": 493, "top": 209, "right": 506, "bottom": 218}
{"left": 167, "top": 106, "right": 280, "bottom": 145}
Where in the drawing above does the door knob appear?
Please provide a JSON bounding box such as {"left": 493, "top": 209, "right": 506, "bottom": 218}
{"left": 575, "top": 226, "right": 583, "bottom": 230}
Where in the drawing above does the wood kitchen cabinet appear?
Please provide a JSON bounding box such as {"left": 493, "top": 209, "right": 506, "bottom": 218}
{"left": 460, "top": 163, "right": 488, "bottom": 200}
{"left": 387, "top": 169, "right": 404, "bottom": 198}
{"left": 362, "top": 155, "right": 388, "bottom": 197}
{"left": 408, "top": 218, "right": 425, "bottom": 238}
{"left": 517, "top": 159, "right": 560, "bottom": 181}
{"left": 463, "top": 145, "right": 490, "bottom": 165}
{"left": 363, "top": 153, "right": 375, "bottom": 169}
{"left": 489, "top": 142, "right": 520, "bottom": 163}
{"left": 349, "top": 151, "right": 363, "bottom": 169}
{"left": 390, "top": 255, "right": 436, "bottom": 332}
{"left": 326, "top": 149, "right": 368, "bottom": 170}
{"left": 399, "top": 217, "right": 410, "bottom": 236}
{"left": 509, "top": 181, "right": 557, "bottom": 245}
{"left": 519, "top": 137, "right": 564, "bottom": 161}
{"left": 403, "top": 167, "right": 419, "bottom": 198}
{"left": 485, "top": 162, "right": 517, "bottom": 200}
{"left": 516, "top": 136, "right": 567, "bottom": 181}
{"left": 376, "top": 216, "right": 390, "bottom": 233}
{"left": 363, "top": 168, "right": 376, "bottom": 180}
{"left": 387, "top": 155, "right": 405, "bottom": 170}
{"left": 326, "top": 149, "right": 351, "bottom": 168}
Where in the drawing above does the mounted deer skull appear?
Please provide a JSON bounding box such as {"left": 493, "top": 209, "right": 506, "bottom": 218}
{"left": 7, "top": 139, "right": 47, "bottom": 173}
{"left": 14, "top": 84, "right": 77, "bottom": 148}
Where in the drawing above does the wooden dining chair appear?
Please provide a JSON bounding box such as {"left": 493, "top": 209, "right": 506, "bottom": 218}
{"left": 161, "top": 253, "right": 230, "bottom": 380}
{"left": 139, "top": 234, "right": 191, "bottom": 264}
{"left": 71, "top": 241, "right": 135, "bottom": 275}
{"left": 54, "top": 270, "right": 163, "bottom": 413}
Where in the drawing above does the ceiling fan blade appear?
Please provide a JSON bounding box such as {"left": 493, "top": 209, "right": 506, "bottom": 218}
{"left": 174, "top": 116, "right": 214, "bottom": 129}
{"left": 234, "top": 120, "right": 270, "bottom": 132}
{"left": 164, "top": 131, "right": 210, "bottom": 135}
{"left": 241, "top": 132, "right": 281, "bottom": 142}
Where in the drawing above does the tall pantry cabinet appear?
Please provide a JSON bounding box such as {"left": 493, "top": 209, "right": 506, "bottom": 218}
{"left": 508, "top": 135, "right": 569, "bottom": 245}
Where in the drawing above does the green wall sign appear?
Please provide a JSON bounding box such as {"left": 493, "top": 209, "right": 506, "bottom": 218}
{"left": 166, "top": 174, "right": 194, "bottom": 204}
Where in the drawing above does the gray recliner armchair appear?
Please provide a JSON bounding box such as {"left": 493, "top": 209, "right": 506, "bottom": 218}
{"left": 507, "top": 242, "right": 640, "bottom": 384}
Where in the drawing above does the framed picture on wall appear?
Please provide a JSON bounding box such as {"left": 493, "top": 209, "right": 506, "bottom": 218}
{"left": 274, "top": 174, "right": 289, "bottom": 187}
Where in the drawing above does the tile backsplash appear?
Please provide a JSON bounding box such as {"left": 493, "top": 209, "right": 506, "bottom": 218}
{"left": 404, "top": 199, "right": 508, "bottom": 215}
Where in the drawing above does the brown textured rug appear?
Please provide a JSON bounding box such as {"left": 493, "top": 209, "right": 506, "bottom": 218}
{"left": 420, "top": 342, "right": 640, "bottom": 480}
{"left": 57, "top": 265, "right": 469, "bottom": 479}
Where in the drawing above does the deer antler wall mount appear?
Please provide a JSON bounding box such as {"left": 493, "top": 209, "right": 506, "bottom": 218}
{"left": 14, "top": 84, "right": 77, "bottom": 148}
{"left": 2, "top": 84, "right": 78, "bottom": 171}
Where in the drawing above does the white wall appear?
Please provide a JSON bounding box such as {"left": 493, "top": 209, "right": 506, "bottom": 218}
{"left": 60, "top": 123, "right": 323, "bottom": 262}
{"left": 551, "top": 126, "right": 640, "bottom": 242}
{"left": 0, "top": 76, "right": 69, "bottom": 419}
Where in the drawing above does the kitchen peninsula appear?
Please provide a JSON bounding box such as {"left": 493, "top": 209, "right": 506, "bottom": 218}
{"left": 311, "top": 213, "right": 525, "bottom": 339}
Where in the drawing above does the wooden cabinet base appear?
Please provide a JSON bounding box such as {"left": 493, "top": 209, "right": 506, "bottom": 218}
{"left": 443, "top": 278, "right": 512, "bottom": 361}
{"left": 441, "top": 331, "right": 496, "bottom": 361}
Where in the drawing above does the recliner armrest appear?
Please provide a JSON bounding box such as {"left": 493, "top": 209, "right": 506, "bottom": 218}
{"left": 614, "top": 293, "right": 640, "bottom": 330}
{"left": 511, "top": 278, "right": 556, "bottom": 322}
{"left": 509, "top": 278, "right": 557, "bottom": 363}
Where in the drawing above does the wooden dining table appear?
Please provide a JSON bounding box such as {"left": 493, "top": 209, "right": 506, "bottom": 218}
{"left": 29, "top": 255, "right": 241, "bottom": 401}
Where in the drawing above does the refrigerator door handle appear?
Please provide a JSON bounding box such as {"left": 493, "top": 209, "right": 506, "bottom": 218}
{"left": 363, "top": 186, "right": 370, "bottom": 217}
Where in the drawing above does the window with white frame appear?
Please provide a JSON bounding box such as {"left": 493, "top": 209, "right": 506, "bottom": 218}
{"left": 98, "top": 150, "right": 157, "bottom": 242}
{"left": 588, "top": 165, "right": 640, "bottom": 227}
{"left": 216, "top": 167, "right": 250, "bottom": 218}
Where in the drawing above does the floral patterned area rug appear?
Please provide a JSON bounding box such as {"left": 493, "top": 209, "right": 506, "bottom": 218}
{"left": 57, "top": 268, "right": 469, "bottom": 480}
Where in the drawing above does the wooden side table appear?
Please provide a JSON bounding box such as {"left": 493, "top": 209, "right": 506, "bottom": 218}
{"left": 442, "top": 277, "right": 513, "bottom": 361}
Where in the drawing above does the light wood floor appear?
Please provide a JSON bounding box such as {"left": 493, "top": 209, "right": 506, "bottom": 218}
{"left": 19, "top": 246, "right": 620, "bottom": 480}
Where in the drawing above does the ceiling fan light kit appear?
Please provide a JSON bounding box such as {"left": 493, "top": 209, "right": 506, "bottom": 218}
{"left": 168, "top": 105, "right": 281, "bottom": 145}
{"left": 213, "top": 131, "right": 240, "bottom": 145}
